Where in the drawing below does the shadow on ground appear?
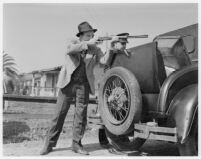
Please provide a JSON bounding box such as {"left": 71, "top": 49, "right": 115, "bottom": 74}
{"left": 53, "top": 143, "right": 107, "bottom": 153}
{"left": 46, "top": 141, "right": 180, "bottom": 156}
{"left": 3, "top": 121, "right": 31, "bottom": 144}
{"left": 137, "top": 140, "right": 180, "bottom": 156}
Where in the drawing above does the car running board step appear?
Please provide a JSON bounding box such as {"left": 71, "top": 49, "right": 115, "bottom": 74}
{"left": 134, "top": 123, "right": 177, "bottom": 142}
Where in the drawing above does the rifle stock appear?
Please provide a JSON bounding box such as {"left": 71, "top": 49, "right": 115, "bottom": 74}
{"left": 97, "top": 36, "right": 112, "bottom": 41}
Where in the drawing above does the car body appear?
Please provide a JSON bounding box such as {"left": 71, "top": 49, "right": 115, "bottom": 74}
{"left": 97, "top": 24, "right": 198, "bottom": 156}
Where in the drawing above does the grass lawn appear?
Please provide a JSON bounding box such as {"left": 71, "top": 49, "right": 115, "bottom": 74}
{"left": 3, "top": 101, "right": 98, "bottom": 144}
{"left": 3, "top": 101, "right": 180, "bottom": 156}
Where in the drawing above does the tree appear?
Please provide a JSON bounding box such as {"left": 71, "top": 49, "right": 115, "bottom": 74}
{"left": 3, "top": 52, "right": 19, "bottom": 94}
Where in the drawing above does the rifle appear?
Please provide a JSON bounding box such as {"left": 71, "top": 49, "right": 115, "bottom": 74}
{"left": 97, "top": 34, "right": 148, "bottom": 41}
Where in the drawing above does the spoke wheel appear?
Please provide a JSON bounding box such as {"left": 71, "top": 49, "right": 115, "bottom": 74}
{"left": 103, "top": 75, "right": 130, "bottom": 125}
{"left": 99, "top": 67, "right": 142, "bottom": 135}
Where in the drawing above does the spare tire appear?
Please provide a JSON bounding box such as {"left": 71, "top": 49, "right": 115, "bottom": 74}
{"left": 99, "top": 67, "right": 142, "bottom": 135}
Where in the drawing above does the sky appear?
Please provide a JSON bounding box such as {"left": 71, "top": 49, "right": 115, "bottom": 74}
{"left": 3, "top": 3, "right": 198, "bottom": 73}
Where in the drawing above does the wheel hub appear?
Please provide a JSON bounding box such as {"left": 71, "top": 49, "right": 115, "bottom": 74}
{"left": 108, "top": 87, "right": 128, "bottom": 111}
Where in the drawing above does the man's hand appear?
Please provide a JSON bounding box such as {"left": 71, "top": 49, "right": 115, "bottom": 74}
{"left": 109, "top": 36, "right": 124, "bottom": 52}
{"left": 87, "top": 38, "right": 103, "bottom": 46}
{"left": 111, "top": 36, "right": 119, "bottom": 43}
{"left": 113, "top": 43, "right": 123, "bottom": 50}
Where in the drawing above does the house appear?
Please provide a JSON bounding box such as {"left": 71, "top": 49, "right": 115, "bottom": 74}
{"left": 19, "top": 65, "right": 104, "bottom": 97}
{"left": 19, "top": 66, "right": 61, "bottom": 97}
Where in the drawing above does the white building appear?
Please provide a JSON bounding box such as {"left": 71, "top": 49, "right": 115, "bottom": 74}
{"left": 19, "top": 66, "right": 61, "bottom": 97}
{"left": 19, "top": 64, "right": 104, "bottom": 97}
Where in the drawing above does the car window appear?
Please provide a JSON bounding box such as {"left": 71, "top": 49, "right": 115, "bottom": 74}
{"left": 182, "top": 36, "right": 195, "bottom": 53}
{"left": 156, "top": 38, "right": 179, "bottom": 48}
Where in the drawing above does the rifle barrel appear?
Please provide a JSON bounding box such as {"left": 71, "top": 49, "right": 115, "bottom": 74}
{"left": 128, "top": 35, "right": 148, "bottom": 38}
{"left": 97, "top": 34, "right": 148, "bottom": 41}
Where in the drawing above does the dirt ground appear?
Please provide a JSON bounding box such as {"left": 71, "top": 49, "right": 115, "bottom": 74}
{"left": 3, "top": 101, "right": 180, "bottom": 156}
{"left": 3, "top": 130, "right": 180, "bottom": 156}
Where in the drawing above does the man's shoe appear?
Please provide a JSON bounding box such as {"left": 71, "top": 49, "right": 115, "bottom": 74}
{"left": 100, "top": 143, "right": 111, "bottom": 149}
{"left": 40, "top": 145, "right": 53, "bottom": 155}
{"left": 72, "top": 146, "right": 89, "bottom": 155}
{"left": 108, "top": 147, "right": 126, "bottom": 155}
{"left": 72, "top": 141, "right": 89, "bottom": 155}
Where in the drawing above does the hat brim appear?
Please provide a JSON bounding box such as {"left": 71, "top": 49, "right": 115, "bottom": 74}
{"left": 76, "top": 29, "right": 97, "bottom": 37}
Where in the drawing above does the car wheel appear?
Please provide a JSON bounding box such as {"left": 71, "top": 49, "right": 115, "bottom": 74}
{"left": 105, "top": 128, "right": 146, "bottom": 151}
{"left": 98, "top": 128, "right": 109, "bottom": 147}
{"left": 99, "top": 67, "right": 142, "bottom": 135}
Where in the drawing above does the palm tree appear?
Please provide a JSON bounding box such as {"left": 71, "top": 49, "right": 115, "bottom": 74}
{"left": 3, "top": 52, "right": 19, "bottom": 94}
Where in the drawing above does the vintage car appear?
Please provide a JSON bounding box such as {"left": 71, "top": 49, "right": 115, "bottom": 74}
{"left": 94, "top": 34, "right": 198, "bottom": 156}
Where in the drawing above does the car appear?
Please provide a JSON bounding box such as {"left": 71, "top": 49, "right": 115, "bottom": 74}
{"left": 95, "top": 31, "right": 198, "bottom": 156}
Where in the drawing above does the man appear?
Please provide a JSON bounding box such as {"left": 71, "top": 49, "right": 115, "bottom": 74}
{"left": 40, "top": 21, "right": 120, "bottom": 155}
{"left": 104, "top": 32, "right": 130, "bottom": 71}
{"left": 99, "top": 33, "right": 130, "bottom": 150}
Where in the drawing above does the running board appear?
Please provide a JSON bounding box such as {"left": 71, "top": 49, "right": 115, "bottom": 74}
{"left": 134, "top": 123, "right": 177, "bottom": 142}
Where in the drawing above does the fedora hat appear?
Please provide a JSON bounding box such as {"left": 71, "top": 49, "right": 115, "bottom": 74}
{"left": 76, "top": 21, "right": 97, "bottom": 37}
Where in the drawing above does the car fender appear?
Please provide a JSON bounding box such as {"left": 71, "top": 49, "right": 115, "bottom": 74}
{"left": 157, "top": 63, "right": 198, "bottom": 114}
{"left": 166, "top": 84, "right": 198, "bottom": 144}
